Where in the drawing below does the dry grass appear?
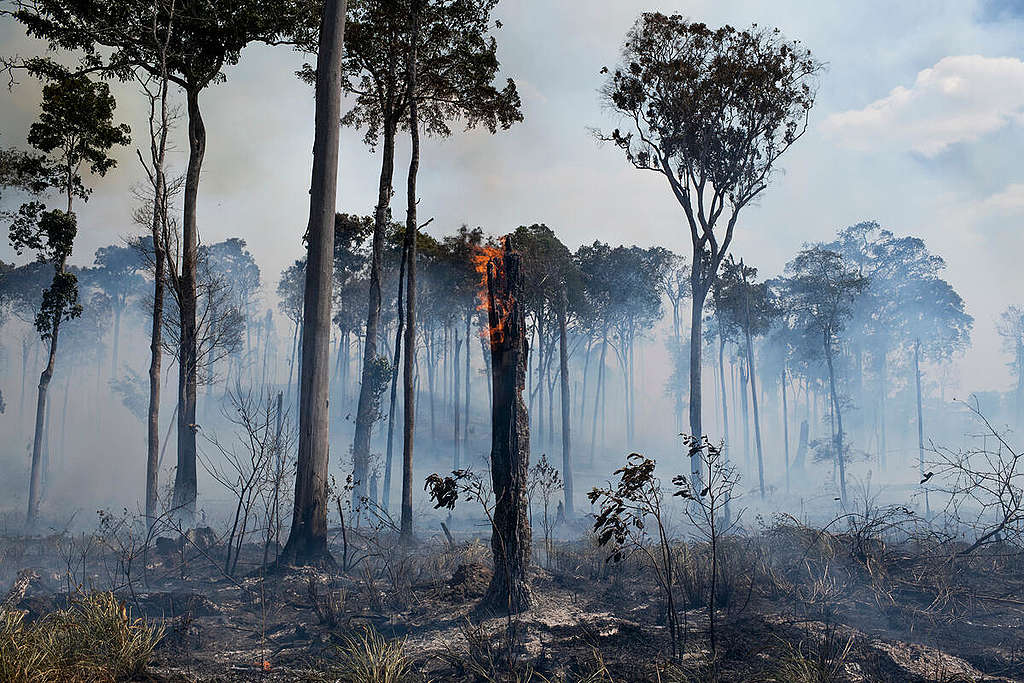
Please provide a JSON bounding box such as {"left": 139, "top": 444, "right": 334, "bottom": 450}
{"left": 0, "top": 590, "right": 163, "bottom": 682}
{"left": 315, "top": 626, "right": 417, "bottom": 683}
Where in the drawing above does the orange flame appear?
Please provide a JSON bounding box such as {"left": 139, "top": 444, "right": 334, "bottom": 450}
{"left": 471, "top": 243, "right": 510, "bottom": 346}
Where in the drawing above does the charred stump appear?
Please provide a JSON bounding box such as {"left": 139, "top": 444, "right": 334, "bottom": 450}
{"left": 480, "top": 239, "right": 532, "bottom": 614}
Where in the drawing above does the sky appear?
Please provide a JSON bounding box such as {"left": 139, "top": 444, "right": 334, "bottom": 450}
{"left": 2, "top": 0, "right": 1024, "bottom": 393}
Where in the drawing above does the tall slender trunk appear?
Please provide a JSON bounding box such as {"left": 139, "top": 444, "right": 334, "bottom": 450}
{"left": 27, "top": 285, "right": 63, "bottom": 525}
{"left": 589, "top": 328, "right": 608, "bottom": 465}
{"left": 879, "top": 350, "right": 887, "bottom": 469}
{"left": 464, "top": 311, "right": 471, "bottom": 448}
{"left": 740, "top": 358, "right": 750, "bottom": 466}
{"left": 824, "top": 333, "right": 847, "bottom": 505}
{"left": 171, "top": 84, "right": 205, "bottom": 522}
{"left": 689, "top": 279, "right": 709, "bottom": 482}
{"left": 278, "top": 0, "right": 346, "bottom": 566}
{"left": 742, "top": 278, "right": 765, "bottom": 498}
{"left": 781, "top": 366, "right": 789, "bottom": 493}
{"left": 400, "top": 6, "right": 421, "bottom": 543}
{"left": 914, "top": 339, "right": 929, "bottom": 517}
{"left": 383, "top": 241, "right": 408, "bottom": 513}
{"left": 352, "top": 116, "right": 397, "bottom": 512}
{"left": 454, "top": 332, "right": 462, "bottom": 468}
{"left": 146, "top": 49, "right": 170, "bottom": 525}
{"left": 558, "top": 290, "right": 573, "bottom": 515}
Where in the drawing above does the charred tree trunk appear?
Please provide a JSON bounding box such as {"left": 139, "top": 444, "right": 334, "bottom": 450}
{"left": 278, "top": 0, "right": 346, "bottom": 567}
{"left": 454, "top": 332, "right": 462, "bottom": 468}
{"left": 480, "top": 240, "right": 532, "bottom": 614}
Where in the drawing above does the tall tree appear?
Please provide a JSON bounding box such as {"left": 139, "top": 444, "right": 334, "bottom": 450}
{"left": 782, "top": 247, "right": 866, "bottom": 505}
{"left": 12, "top": 0, "right": 312, "bottom": 521}
{"left": 277, "top": 0, "right": 347, "bottom": 567}
{"left": 92, "top": 244, "right": 144, "bottom": 376}
{"left": 8, "top": 71, "right": 129, "bottom": 524}
{"left": 332, "top": 0, "right": 522, "bottom": 533}
{"left": 600, "top": 14, "right": 819, "bottom": 481}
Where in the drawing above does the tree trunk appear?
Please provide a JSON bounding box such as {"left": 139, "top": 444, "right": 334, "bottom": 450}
{"left": 27, "top": 311, "right": 61, "bottom": 525}
{"left": 278, "top": 0, "right": 346, "bottom": 567}
{"left": 171, "top": 84, "right": 206, "bottom": 523}
{"left": 558, "top": 289, "right": 573, "bottom": 515}
{"left": 742, "top": 280, "right": 765, "bottom": 498}
{"left": 464, "top": 311, "right": 471, "bottom": 448}
{"left": 147, "top": 200, "right": 165, "bottom": 526}
{"left": 689, "top": 280, "right": 708, "bottom": 482}
{"left": 825, "top": 334, "right": 847, "bottom": 505}
{"left": 879, "top": 350, "right": 887, "bottom": 469}
{"left": 352, "top": 116, "right": 397, "bottom": 515}
{"left": 454, "top": 332, "right": 462, "bottom": 468}
{"left": 914, "top": 339, "right": 929, "bottom": 516}
{"left": 781, "top": 366, "right": 789, "bottom": 493}
{"left": 400, "top": 5, "right": 421, "bottom": 543}
{"left": 480, "top": 241, "right": 532, "bottom": 614}
{"left": 589, "top": 328, "right": 608, "bottom": 465}
{"left": 383, "top": 240, "right": 408, "bottom": 513}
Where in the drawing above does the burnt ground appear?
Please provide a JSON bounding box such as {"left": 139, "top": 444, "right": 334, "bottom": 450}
{"left": 3, "top": 516, "right": 1024, "bottom": 682}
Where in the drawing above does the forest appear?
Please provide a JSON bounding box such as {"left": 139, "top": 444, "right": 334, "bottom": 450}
{"left": 0, "top": 0, "right": 1023, "bottom": 681}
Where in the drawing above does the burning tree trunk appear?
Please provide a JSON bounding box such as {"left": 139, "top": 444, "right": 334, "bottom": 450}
{"left": 479, "top": 239, "right": 532, "bottom": 614}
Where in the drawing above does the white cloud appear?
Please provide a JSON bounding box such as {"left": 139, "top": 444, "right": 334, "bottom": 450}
{"left": 822, "top": 55, "right": 1024, "bottom": 157}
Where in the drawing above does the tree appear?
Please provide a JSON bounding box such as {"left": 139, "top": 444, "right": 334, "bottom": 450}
{"left": 331, "top": 0, "right": 522, "bottom": 543}
{"left": 7, "top": 71, "right": 130, "bottom": 525}
{"left": 781, "top": 247, "right": 866, "bottom": 505}
{"left": 714, "top": 256, "right": 779, "bottom": 497}
{"left": 11, "top": 0, "right": 314, "bottom": 521}
{"left": 92, "top": 244, "right": 144, "bottom": 376}
{"left": 277, "top": 0, "right": 346, "bottom": 567}
{"left": 900, "top": 275, "right": 971, "bottom": 515}
{"left": 600, "top": 14, "right": 820, "bottom": 482}
{"left": 510, "top": 224, "right": 581, "bottom": 513}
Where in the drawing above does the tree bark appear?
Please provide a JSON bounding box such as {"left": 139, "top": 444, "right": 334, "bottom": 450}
{"left": 171, "top": 84, "right": 205, "bottom": 523}
{"left": 400, "top": 2, "right": 421, "bottom": 543}
{"left": 689, "top": 279, "right": 708, "bottom": 482}
{"left": 27, "top": 297, "right": 61, "bottom": 526}
{"left": 278, "top": 0, "right": 347, "bottom": 567}
{"left": 383, "top": 240, "right": 408, "bottom": 513}
{"left": 480, "top": 240, "right": 532, "bottom": 614}
{"left": 352, "top": 116, "right": 398, "bottom": 515}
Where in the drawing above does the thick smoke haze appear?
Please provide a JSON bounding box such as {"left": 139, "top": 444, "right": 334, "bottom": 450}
{"left": 2, "top": 0, "right": 1024, "bottom": 397}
